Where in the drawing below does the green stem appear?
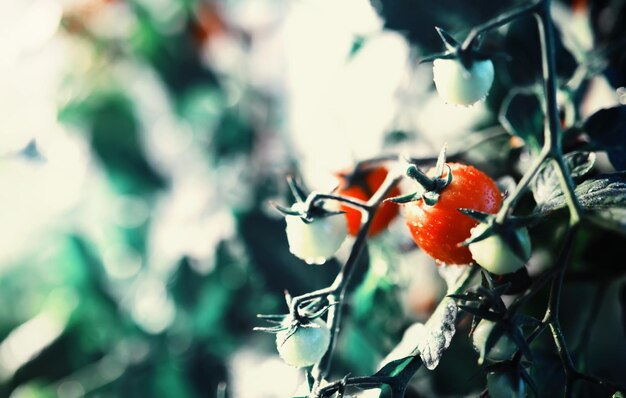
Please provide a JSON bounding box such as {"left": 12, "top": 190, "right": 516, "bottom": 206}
{"left": 461, "top": 0, "right": 541, "bottom": 51}
{"left": 308, "top": 171, "right": 403, "bottom": 388}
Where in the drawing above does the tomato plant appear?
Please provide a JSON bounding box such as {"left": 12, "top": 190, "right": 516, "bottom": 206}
{"left": 402, "top": 162, "right": 502, "bottom": 265}
{"left": 253, "top": 1, "right": 626, "bottom": 397}
{"left": 335, "top": 165, "right": 400, "bottom": 237}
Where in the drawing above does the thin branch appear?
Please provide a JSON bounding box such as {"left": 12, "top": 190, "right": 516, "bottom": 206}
{"left": 460, "top": 0, "right": 542, "bottom": 51}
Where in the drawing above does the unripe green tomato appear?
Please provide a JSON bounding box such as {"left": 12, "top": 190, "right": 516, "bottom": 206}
{"left": 285, "top": 203, "right": 347, "bottom": 265}
{"left": 433, "top": 58, "right": 495, "bottom": 106}
{"left": 472, "top": 319, "right": 517, "bottom": 363}
{"left": 276, "top": 318, "right": 331, "bottom": 368}
{"left": 468, "top": 224, "right": 531, "bottom": 275}
{"left": 487, "top": 371, "right": 526, "bottom": 398}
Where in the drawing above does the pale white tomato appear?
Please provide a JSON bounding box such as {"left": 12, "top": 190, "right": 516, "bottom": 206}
{"left": 276, "top": 317, "right": 331, "bottom": 368}
{"left": 285, "top": 202, "right": 348, "bottom": 265}
{"left": 472, "top": 319, "right": 518, "bottom": 363}
{"left": 433, "top": 58, "right": 495, "bottom": 106}
{"left": 468, "top": 224, "right": 531, "bottom": 275}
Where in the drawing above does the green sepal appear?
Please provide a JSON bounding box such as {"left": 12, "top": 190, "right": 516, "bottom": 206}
{"left": 387, "top": 191, "right": 423, "bottom": 204}
{"left": 287, "top": 175, "right": 309, "bottom": 203}
{"left": 435, "top": 26, "right": 461, "bottom": 51}
{"left": 460, "top": 223, "right": 497, "bottom": 246}
{"left": 458, "top": 208, "right": 493, "bottom": 224}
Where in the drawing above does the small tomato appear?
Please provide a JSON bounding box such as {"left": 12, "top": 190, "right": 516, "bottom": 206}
{"left": 433, "top": 58, "right": 495, "bottom": 106}
{"left": 472, "top": 319, "right": 518, "bottom": 364}
{"left": 276, "top": 317, "right": 331, "bottom": 368}
{"left": 403, "top": 163, "right": 502, "bottom": 265}
{"left": 468, "top": 224, "right": 531, "bottom": 275}
{"left": 285, "top": 202, "right": 348, "bottom": 265}
{"left": 335, "top": 166, "right": 401, "bottom": 236}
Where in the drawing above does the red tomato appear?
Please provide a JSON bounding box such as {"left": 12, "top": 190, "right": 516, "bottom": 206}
{"left": 403, "top": 163, "right": 502, "bottom": 265}
{"left": 336, "top": 166, "right": 401, "bottom": 237}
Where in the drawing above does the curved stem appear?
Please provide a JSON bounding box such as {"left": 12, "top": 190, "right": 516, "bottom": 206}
{"left": 302, "top": 171, "right": 403, "bottom": 389}
{"left": 495, "top": 147, "right": 550, "bottom": 223}
{"left": 535, "top": 0, "right": 582, "bottom": 224}
{"left": 460, "top": 0, "right": 541, "bottom": 52}
{"left": 306, "top": 192, "right": 370, "bottom": 212}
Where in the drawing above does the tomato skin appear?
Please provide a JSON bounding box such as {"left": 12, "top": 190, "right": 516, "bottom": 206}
{"left": 336, "top": 166, "right": 401, "bottom": 237}
{"left": 472, "top": 319, "right": 518, "bottom": 363}
{"left": 403, "top": 163, "right": 502, "bottom": 265}
{"left": 276, "top": 318, "right": 331, "bottom": 368}
{"left": 433, "top": 58, "right": 495, "bottom": 106}
{"left": 285, "top": 202, "right": 348, "bottom": 265}
{"left": 469, "top": 224, "right": 532, "bottom": 275}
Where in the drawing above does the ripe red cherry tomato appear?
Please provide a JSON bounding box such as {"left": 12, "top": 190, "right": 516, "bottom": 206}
{"left": 335, "top": 166, "right": 401, "bottom": 237}
{"left": 403, "top": 163, "right": 502, "bottom": 265}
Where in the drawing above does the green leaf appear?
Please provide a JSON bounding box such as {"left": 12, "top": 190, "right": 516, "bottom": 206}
{"left": 538, "top": 172, "right": 626, "bottom": 211}
{"left": 373, "top": 356, "right": 415, "bottom": 378}
{"left": 498, "top": 87, "right": 544, "bottom": 151}
{"left": 537, "top": 172, "right": 626, "bottom": 233}
{"left": 532, "top": 151, "right": 596, "bottom": 206}
{"left": 584, "top": 105, "right": 626, "bottom": 171}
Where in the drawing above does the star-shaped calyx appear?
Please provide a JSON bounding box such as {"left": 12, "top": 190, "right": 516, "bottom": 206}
{"left": 420, "top": 27, "right": 510, "bottom": 70}
{"left": 388, "top": 146, "right": 452, "bottom": 206}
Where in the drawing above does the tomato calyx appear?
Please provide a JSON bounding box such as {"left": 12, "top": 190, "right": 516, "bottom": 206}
{"left": 389, "top": 146, "right": 452, "bottom": 206}
{"left": 273, "top": 176, "right": 345, "bottom": 224}
{"left": 254, "top": 293, "right": 334, "bottom": 335}
{"left": 420, "top": 27, "right": 509, "bottom": 71}
{"left": 451, "top": 271, "right": 538, "bottom": 365}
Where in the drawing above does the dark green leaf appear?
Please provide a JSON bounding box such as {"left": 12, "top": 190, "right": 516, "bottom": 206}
{"left": 584, "top": 105, "right": 626, "bottom": 171}
{"left": 373, "top": 356, "right": 415, "bottom": 378}
{"left": 538, "top": 173, "right": 626, "bottom": 233}
{"left": 532, "top": 151, "right": 596, "bottom": 206}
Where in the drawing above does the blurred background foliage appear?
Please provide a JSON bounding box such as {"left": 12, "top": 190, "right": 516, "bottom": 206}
{"left": 1, "top": 0, "right": 625, "bottom": 397}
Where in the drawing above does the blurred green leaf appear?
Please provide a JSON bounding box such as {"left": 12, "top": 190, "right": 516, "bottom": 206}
{"left": 584, "top": 105, "right": 626, "bottom": 171}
